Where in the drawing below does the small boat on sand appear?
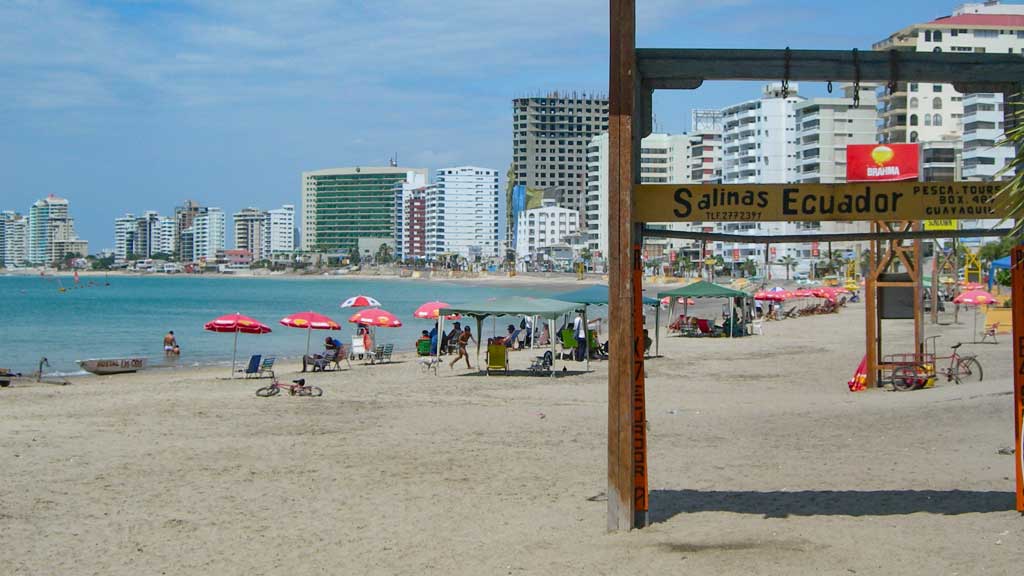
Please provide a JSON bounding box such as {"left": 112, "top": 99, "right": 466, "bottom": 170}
{"left": 78, "top": 357, "right": 148, "bottom": 375}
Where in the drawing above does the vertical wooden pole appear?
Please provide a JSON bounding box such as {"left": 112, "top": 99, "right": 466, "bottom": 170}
{"left": 913, "top": 228, "right": 923, "bottom": 355}
{"left": 1011, "top": 246, "right": 1024, "bottom": 512}
{"left": 608, "top": 0, "right": 646, "bottom": 531}
{"left": 930, "top": 241, "right": 939, "bottom": 325}
{"left": 865, "top": 225, "right": 879, "bottom": 388}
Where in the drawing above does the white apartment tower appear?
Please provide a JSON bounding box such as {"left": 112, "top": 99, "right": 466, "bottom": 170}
{"left": 515, "top": 198, "right": 580, "bottom": 259}
{"left": 585, "top": 133, "right": 690, "bottom": 258}
{"left": 794, "top": 85, "right": 880, "bottom": 183}
{"left": 191, "top": 208, "right": 225, "bottom": 262}
{"left": 233, "top": 207, "right": 268, "bottom": 261}
{"left": 28, "top": 195, "right": 87, "bottom": 265}
{"left": 874, "top": 1, "right": 1024, "bottom": 179}
{"left": 266, "top": 205, "right": 295, "bottom": 255}
{"left": 721, "top": 83, "right": 804, "bottom": 185}
{"left": 1, "top": 211, "right": 28, "bottom": 268}
{"left": 426, "top": 166, "right": 500, "bottom": 261}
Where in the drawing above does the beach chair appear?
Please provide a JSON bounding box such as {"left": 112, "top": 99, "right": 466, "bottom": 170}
{"left": 239, "top": 354, "right": 262, "bottom": 378}
{"left": 981, "top": 322, "right": 1000, "bottom": 344}
{"left": 257, "top": 357, "right": 275, "bottom": 379}
{"left": 529, "top": 350, "right": 553, "bottom": 375}
{"left": 380, "top": 344, "right": 394, "bottom": 363}
{"left": 369, "top": 345, "right": 385, "bottom": 364}
{"left": 588, "top": 330, "right": 607, "bottom": 359}
{"left": 487, "top": 343, "right": 509, "bottom": 375}
{"left": 750, "top": 317, "right": 764, "bottom": 336}
{"left": 695, "top": 319, "right": 713, "bottom": 337}
{"left": 559, "top": 329, "right": 578, "bottom": 359}
{"left": 315, "top": 347, "right": 350, "bottom": 371}
{"left": 419, "top": 355, "right": 440, "bottom": 375}
{"left": 416, "top": 339, "right": 433, "bottom": 356}
{"left": 350, "top": 336, "right": 367, "bottom": 360}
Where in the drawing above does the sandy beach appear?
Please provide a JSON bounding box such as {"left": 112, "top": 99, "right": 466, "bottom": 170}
{"left": 1, "top": 301, "right": 1020, "bottom": 575}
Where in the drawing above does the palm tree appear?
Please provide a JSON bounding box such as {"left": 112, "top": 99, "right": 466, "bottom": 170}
{"left": 777, "top": 255, "right": 798, "bottom": 280}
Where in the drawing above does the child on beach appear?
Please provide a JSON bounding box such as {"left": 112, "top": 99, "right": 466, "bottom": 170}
{"left": 449, "top": 326, "right": 475, "bottom": 370}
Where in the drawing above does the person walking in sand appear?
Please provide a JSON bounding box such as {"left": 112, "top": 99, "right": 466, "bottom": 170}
{"left": 163, "top": 331, "right": 179, "bottom": 355}
{"left": 449, "top": 325, "right": 475, "bottom": 370}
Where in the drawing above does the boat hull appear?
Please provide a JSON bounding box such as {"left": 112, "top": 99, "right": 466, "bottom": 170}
{"left": 78, "top": 358, "right": 148, "bottom": 375}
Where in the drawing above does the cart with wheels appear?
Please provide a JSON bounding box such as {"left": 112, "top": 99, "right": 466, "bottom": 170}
{"left": 882, "top": 352, "right": 937, "bottom": 391}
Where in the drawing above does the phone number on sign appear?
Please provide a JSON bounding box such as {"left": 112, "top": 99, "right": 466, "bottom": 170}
{"left": 701, "top": 211, "right": 763, "bottom": 221}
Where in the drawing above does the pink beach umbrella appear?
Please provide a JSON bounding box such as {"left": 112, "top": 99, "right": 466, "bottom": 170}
{"left": 204, "top": 313, "right": 272, "bottom": 375}
{"left": 340, "top": 295, "right": 381, "bottom": 308}
{"left": 347, "top": 308, "right": 403, "bottom": 328}
{"left": 953, "top": 290, "right": 997, "bottom": 340}
{"left": 414, "top": 301, "right": 461, "bottom": 321}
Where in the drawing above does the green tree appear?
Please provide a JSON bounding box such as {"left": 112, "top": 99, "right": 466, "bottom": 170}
{"left": 740, "top": 258, "right": 758, "bottom": 278}
{"left": 978, "top": 236, "right": 1015, "bottom": 264}
{"left": 777, "top": 255, "right": 798, "bottom": 280}
{"left": 349, "top": 250, "right": 361, "bottom": 266}
{"left": 376, "top": 243, "right": 393, "bottom": 265}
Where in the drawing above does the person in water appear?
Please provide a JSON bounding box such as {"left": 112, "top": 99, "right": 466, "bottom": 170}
{"left": 163, "top": 331, "right": 180, "bottom": 355}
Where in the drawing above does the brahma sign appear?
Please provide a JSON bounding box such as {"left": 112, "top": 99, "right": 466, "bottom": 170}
{"left": 846, "top": 144, "right": 919, "bottom": 182}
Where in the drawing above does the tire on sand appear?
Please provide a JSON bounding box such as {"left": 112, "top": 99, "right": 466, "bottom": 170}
{"left": 256, "top": 385, "right": 280, "bottom": 397}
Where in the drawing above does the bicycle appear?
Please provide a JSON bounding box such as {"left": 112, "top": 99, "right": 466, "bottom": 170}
{"left": 256, "top": 377, "right": 323, "bottom": 397}
{"left": 891, "top": 336, "right": 983, "bottom": 391}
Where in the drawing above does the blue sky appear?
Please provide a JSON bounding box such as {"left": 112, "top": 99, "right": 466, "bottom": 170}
{"left": 0, "top": 0, "right": 1009, "bottom": 249}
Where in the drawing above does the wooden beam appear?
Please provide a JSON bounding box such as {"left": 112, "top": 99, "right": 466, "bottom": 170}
{"left": 636, "top": 48, "right": 1024, "bottom": 86}
{"left": 1012, "top": 246, "right": 1024, "bottom": 513}
{"left": 639, "top": 227, "right": 1012, "bottom": 244}
{"left": 608, "top": 0, "right": 645, "bottom": 532}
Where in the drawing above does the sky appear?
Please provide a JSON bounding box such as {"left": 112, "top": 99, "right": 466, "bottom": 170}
{"left": 0, "top": 0, "right": 1012, "bottom": 250}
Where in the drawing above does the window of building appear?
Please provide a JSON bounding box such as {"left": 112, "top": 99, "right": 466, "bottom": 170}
{"left": 933, "top": 97, "right": 942, "bottom": 109}
{"left": 910, "top": 97, "right": 918, "bottom": 108}
{"left": 933, "top": 114, "right": 942, "bottom": 126}
{"left": 933, "top": 85, "right": 942, "bottom": 93}
{"left": 909, "top": 83, "right": 918, "bottom": 92}
{"left": 974, "top": 29, "right": 998, "bottom": 39}
{"left": 925, "top": 30, "right": 932, "bottom": 41}
{"left": 910, "top": 114, "right": 919, "bottom": 126}
{"left": 924, "top": 114, "right": 932, "bottom": 126}
{"left": 933, "top": 30, "right": 942, "bottom": 42}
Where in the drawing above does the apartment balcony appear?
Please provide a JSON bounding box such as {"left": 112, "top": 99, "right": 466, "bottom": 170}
{"left": 963, "top": 110, "right": 1003, "bottom": 125}
{"left": 963, "top": 127, "right": 1002, "bottom": 141}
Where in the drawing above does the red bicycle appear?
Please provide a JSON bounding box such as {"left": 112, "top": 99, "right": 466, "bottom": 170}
{"left": 256, "top": 378, "right": 323, "bottom": 397}
{"left": 891, "top": 336, "right": 983, "bottom": 391}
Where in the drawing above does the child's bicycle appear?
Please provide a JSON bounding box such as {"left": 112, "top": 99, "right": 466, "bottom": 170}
{"left": 890, "top": 336, "right": 983, "bottom": 391}
{"left": 256, "top": 377, "right": 323, "bottom": 397}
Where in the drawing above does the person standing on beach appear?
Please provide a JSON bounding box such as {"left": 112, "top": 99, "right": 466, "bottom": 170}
{"left": 449, "top": 325, "right": 475, "bottom": 370}
{"left": 163, "top": 331, "right": 179, "bottom": 355}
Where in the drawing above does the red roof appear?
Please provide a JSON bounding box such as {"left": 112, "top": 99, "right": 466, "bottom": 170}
{"left": 929, "top": 13, "right": 1024, "bottom": 27}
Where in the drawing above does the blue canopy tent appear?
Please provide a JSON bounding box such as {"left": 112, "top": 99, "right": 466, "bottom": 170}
{"left": 989, "top": 256, "right": 1012, "bottom": 291}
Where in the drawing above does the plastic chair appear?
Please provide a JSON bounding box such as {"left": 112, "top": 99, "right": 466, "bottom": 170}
{"left": 416, "top": 339, "right": 432, "bottom": 356}
{"left": 257, "top": 357, "right": 275, "bottom": 379}
{"left": 240, "top": 354, "right": 262, "bottom": 378}
{"left": 559, "top": 329, "right": 578, "bottom": 358}
{"left": 487, "top": 343, "right": 508, "bottom": 375}
{"left": 980, "top": 322, "right": 1000, "bottom": 344}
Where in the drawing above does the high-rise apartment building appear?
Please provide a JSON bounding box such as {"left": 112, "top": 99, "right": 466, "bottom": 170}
{"left": 585, "top": 133, "right": 690, "bottom": 257}
{"left": 1, "top": 211, "right": 28, "bottom": 268}
{"left": 114, "top": 214, "right": 138, "bottom": 261}
{"left": 27, "top": 195, "right": 87, "bottom": 265}
{"left": 174, "top": 200, "right": 205, "bottom": 260}
{"left": 399, "top": 185, "right": 430, "bottom": 261}
{"left": 874, "top": 1, "right": 1023, "bottom": 179}
{"left": 794, "top": 85, "right": 880, "bottom": 183}
{"left": 266, "top": 205, "right": 295, "bottom": 256}
{"left": 114, "top": 211, "right": 176, "bottom": 261}
{"left": 189, "top": 208, "right": 225, "bottom": 263}
{"left": 233, "top": 207, "right": 268, "bottom": 261}
{"left": 721, "top": 83, "right": 804, "bottom": 184}
{"left": 301, "top": 167, "right": 428, "bottom": 254}
{"left": 512, "top": 93, "right": 609, "bottom": 223}
{"left": 427, "top": 166, "right": 500, "bottom": 261}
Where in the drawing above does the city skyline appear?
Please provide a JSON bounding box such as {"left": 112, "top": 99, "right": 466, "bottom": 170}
{"left": 0, "top": 0, "right": 992, "bottom": 246}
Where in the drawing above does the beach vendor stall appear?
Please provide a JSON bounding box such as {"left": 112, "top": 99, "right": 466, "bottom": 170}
{"left": 657, "top": 281, "right": 752, "bottom": 338}
{"left": 439, "top": 297, "right": 582, "bottom": 376}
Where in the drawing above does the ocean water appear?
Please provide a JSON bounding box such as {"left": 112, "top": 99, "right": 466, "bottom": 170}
{"left": 0, "top": 275, "right": 547, "bottom": 375}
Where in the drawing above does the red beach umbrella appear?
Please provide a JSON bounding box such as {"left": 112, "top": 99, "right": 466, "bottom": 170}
{"left": 280, "top": 311, "right": 341, "bottom": 355}
{"left": 204, "top": 313, "right": 272, "bottom": 375}
{"left": 414, "top": 301, "right": 461, "bottom": 321}
{"left": 340, "top": 295, "right": 381, "bottom": 308}
{"left": 348, "top": 308, "right": 403, "bottom": 328}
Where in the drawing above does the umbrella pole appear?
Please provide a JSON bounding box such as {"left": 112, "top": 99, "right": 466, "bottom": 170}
{"left": 550, "top": 318, "right": 556, "bottom": 378}
{"left": 306, "top": 327, "right": 312, "bottom": 356}
{"left": 583, "top": 306, "right": 590, "bottom": 372}
{"left": 232, "top": 329, "right": 238, "bottom": 377}
{"left": 655, "top": 304, "right": 660, "bottom": 357}
{"left": 729, "top": 298, "right": 734, "bottom": 339}
{"left": 476, "top": 316, "right": 483, "bottom": 372}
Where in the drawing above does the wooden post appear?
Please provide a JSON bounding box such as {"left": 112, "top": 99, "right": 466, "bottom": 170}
{"left": 608, "top": 0, "right": 647, "bottom": 531}
{"left": 865, "top": 225, "right": 879, "bottom": 387}
{"left": 1012, "top": 246, "right": 1024, "bottom": 512}
{"left": 930, "top": 241, "right": 940, "bottom": 325}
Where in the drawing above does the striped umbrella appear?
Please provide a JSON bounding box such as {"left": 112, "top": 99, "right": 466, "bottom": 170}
{"left": 340, "top": 295, "right": 381, "bottom": 308}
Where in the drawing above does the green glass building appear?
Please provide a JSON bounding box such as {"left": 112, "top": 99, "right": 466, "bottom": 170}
{"left": 301, "top": 167, "right": 427, "bottom": 254}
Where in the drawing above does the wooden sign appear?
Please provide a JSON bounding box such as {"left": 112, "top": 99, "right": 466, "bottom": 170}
{"left": 634, "top": 182, "right": 1012, "bottom": 223}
